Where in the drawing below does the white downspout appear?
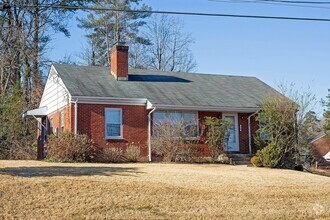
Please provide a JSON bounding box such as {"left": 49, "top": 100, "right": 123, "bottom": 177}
{"left": 74, "top": 98, "right": 78, "bottom": 135}
{"left": 248, "top": 110, "right": 259, "bottom": 155}
{"left": 148, "top": 106, "right": 156, "bottom": 162}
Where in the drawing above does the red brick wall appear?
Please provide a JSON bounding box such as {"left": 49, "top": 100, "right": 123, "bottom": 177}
{"left": 197, "top": 111, "right": 258, "bottom": 155}
{"left": 110, "top": 45, "right": 128, "bottom": 79}
{"left": 77, "top": 104, "right": 149, "bottom": 157}
{"left": 312, "top": 135, "right": 330, "bottom": 162}
{"left": 43, "top": 104, "right": 260, "bottom": 159}
{"left": 47, "top": 104, "right": 74, "bottom": 135}
{"left": 238, "top": 113, "right": 259, "bottom": 154}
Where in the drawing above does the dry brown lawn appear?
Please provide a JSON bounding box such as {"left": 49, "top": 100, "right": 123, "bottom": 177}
{"left": 0, "top": 160, "right": 329, "bottom": 219}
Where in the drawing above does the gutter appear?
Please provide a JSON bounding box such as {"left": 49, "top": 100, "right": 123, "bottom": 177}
{"left": 151, "top": 104, "right": 260, "bottom": 113}
{"left": 148, "top": 106, "right": 157, "bottom": 162}
{"left": 75, "top": 98, "right": 78, "bottom": 135}
{"left": 248, "top": 110, "right": 259, "bottom": 155}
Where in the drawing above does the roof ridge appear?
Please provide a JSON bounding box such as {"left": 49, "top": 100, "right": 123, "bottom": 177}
{"left": 52, "top": 63, "right": 258, "bottom": 79}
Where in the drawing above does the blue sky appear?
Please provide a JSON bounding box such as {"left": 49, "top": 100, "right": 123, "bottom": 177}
{"left": 49, "top": 0, "right": 329, "bottom": 115}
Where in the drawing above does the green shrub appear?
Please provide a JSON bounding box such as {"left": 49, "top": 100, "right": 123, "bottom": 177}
{"left": 204, "top": 117, "right": 231, "bottom": 162}
{"left": 47, "top": 132, "right": 93, "bottom": 162}
{"left": 257, "top": 143, "right": 282, "bottom": 168}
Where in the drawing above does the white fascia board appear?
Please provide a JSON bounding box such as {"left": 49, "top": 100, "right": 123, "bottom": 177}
{"left": 70, "top": 96, "right": 148, "bottom": 106}
{"left": 151, "top": 104, "right": 260, "bottom": 113}
{"left": 146, "top": 100, "right": 154, "bottom": 109}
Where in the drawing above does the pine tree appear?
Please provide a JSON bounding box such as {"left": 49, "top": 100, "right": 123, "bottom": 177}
{"left": 77, "top": 0, "right": 151, "bottom": 66}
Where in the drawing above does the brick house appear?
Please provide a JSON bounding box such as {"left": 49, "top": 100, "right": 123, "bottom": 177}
{"left": 311, "top": 132, "right": 330, "bottom": 168}
{"left": 23, "top": 44, "right": 280, "bottom": 161}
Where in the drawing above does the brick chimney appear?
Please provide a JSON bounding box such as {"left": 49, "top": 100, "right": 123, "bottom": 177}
{"left": 110, "top": 43, "right": 129, "bottom": 81}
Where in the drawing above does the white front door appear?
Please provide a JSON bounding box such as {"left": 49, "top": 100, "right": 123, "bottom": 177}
{"left": 223, "top": 113, "right": 239, "bottom": 152}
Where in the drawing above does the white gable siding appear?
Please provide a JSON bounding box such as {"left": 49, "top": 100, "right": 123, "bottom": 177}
{"left": 39, "top": 66, "right": 71, "bottom": 115}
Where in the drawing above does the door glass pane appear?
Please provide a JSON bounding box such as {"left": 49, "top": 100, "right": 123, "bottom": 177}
{"left": 225, "top": 116, "right": 236, "bottom": 143}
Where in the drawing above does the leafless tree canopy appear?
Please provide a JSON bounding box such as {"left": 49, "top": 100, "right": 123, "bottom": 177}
{"left": 129, "top": 14, "right": 197, "bottom": 72}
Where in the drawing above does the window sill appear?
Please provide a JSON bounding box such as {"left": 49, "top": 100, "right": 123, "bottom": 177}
{"left": 105, "top": 137, "right": 124, "bottom": 140}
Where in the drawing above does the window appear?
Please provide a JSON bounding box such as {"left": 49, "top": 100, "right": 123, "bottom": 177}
{"left": 259, "top": 122, "right": 269, "bottom": 141}
{"left": 183, "top": 113, "right": 198, "bottom": 137}
{"left": 49, "top": 118, "right": 53, "bottom": 135}
{"left": 60, "top": 112, "right": 64, "bottom": 133}
{"left": 169, "top": 112, "right": 182, "bottom": 123}
{"left": 105, "top": 108, "right": 122, "bottom": 139}
{"left": 153, "top": 112, "right": 167, "bottom": 125}
{"left": 153, "top": 111, "right": 198, "bottom": 138}
{"left": 54, "top": 127, "right": 58, "bottom": 137}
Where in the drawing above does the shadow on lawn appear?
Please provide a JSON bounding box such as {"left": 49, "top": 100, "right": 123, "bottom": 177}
{"left": 0, "top": 166, "right": 142, "bottom": 177}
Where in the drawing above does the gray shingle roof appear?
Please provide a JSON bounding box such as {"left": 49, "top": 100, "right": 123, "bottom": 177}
{"left": 53, "top": 64, "right": 280, "bottom": 109}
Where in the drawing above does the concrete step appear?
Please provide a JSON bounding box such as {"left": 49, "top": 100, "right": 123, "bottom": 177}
{"left": 227, "top": 154, "right": 252, "bottom": 165}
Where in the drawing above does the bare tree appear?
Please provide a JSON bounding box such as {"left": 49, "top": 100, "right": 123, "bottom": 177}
{"left": 278, "top": 82, "right": 321, "bottom": 161}
{"left": 139, "top": 14, "right": 197, "bottom": 72}
{"left": 151, "top": 119, "right": 186, "bottom": 162}
{"left": 323, "top": 89, "right": 330, "bottom": 133}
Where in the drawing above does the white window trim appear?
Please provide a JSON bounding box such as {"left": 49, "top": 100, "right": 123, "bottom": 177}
{"left": 152, "top": 111, "right": 200, "bottom": 139}
{"left": 105, "top": 108, "right": 123, "bottom": 139}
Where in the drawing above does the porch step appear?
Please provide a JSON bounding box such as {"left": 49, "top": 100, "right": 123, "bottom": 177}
{"left": 227, "top": 154, "right": 252, "bottom": 165}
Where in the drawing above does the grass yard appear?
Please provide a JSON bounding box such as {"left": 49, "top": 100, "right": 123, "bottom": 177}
{"left": 0, "top": 160, "right": 329, "bottom": 219}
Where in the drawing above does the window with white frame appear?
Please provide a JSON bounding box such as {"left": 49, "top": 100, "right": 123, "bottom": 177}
{"left": 105, "top": 108, "right": 122, "bottom": 139}
{"left": 60, "top": 112, "right": 65, "bottom": 133}
{"left": 153, "top": 111, "right": 198, "bottom": 138}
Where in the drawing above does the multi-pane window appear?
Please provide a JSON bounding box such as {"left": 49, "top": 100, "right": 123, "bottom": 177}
{"left": 105, "top": 108, "right": 122, "bottom": 139}
{"left": 153, "top": 112, "right": 167, "bottom": 124}
{"left": 153, "top": 111, "right": 198, "bottom": 138}
{"left": 60, "top": 112, "right": 65, "bottom": 133}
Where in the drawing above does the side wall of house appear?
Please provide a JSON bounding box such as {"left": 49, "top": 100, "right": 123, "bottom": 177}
{"left": 76, "top": 104, "right": 149, "bottom": 159}
{"left": 47, "top": 106, "right": 259, "bottom": 160}
{"left": 238, "top": 113, "right": 259, "bottom": 154}
{"left": 312, "top": 136, "right": 330, "bottom": 162}
{"left": 46, "top": 104, "right": 74, "bottom": 135}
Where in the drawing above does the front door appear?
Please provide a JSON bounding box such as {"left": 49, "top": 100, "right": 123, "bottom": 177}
{"left": 223, "top": 113, "right": 239, "bottom": 152}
